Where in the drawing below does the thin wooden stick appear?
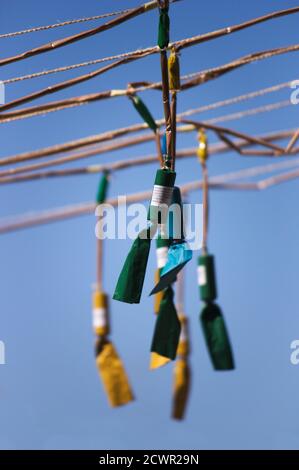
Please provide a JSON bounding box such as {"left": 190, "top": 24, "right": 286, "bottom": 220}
{"left": 0, "top": 125, "right": 163, "bottom": 167}
{"left": 2, "top": 139, "right": 299, "bottom": 186}
{"left": 0, "top": 3, "right": 297, "bottom": 68}
{"left": 0, "top": 0, "right": 169, "bottom": 67}
{"left": 180, "top": 119, "right": 285, "bottom": 153}
{"left": 0, "top": 77, "right": 292, "bottom": 125}
{"left": 0, "top": 51, "right": 154, "bottom": 113}
{"left": 0, "top": 133, "right": 160, "bottom": 175}
{"left": 180, "top": 44, "right": 299, "bottom": 91}
{"left": 0, "top": 81, "right": 289, "bottom": 128}
{"left": 285, "top": 129, "right": 299, "bottom": 153}
{"left": 160, "top": 49, "right": 172, "bottom": 165}
{"left": 2, "top": 165, "right": 299, "bottom": 234}
{"left": 0, "top": 127, "right": 296, "bottom": 177}
{"left": 257, "top": 167, "right": 299, "bottom": 189}
{"left": 170, "top": 91, "right": 177, "bottom": 169}
{"left": 1, "top": 35, "right": 298, "bottom": 116}
{"left": 201, "top": 162, "right": 209, "bottom": 255}
{"left": 96, "top": 237, "right": 103, "bottom": 291}
{"left": 176, "top": 270, "right": 184, "bottom": 314}
{"left": 155, "top": 131, "right": 164, "bottom": 167}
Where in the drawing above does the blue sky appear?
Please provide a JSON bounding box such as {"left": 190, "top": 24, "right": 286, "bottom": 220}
{"left": 0, "top": 0, "right": 299, "bottom": 450}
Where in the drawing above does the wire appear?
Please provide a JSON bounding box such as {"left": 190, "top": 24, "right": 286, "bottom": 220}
{"left": 0, "top": 0, "right": 181, "bottom": 67}
{"left": 0, "top": 9, "right": 133, "bottom": 39}
{"left": 3, "top": 50, "right": 155, "bottom": 85}
{"left": 178, "top": 81, "right": 293, "bottom": 118}
{"left": 206, "top": 100, "right": 291, "bottom": 125}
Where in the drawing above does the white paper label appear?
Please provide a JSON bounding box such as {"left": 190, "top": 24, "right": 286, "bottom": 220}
{"left": 151, "top": 185, "right": 173, "bottom": 207}
{"left": 180, "top": 323, "right": 187, "bottom": 342}
{"left": 156, "top": 246, "right": 168, "bottom": 269}
{"left": 92, "top": 308, "right": 107, "bottom": 329}
{"left": 197, "top": 266, "right": 207, "bottom": 286}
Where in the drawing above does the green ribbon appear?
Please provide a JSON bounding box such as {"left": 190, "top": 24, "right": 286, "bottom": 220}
{"left": 113, "top": 227, "right": 153, "bottom": 304}
{"left": 200, "top": 302, "right": 235, "bottom": 371}
{"left": 96, "top": 171, "right": 109, "bottom": 204}
{"left": 151, "top": 285, "right": 181, "bottom": 361}
{"left": 150, "top": 187, "right": 192, "bottom": 295}
{"left": 129, "top": 95, "right": 158, "bottom": 133}
{"left": 158, "top": 7, "right": 170, "bottom": 49}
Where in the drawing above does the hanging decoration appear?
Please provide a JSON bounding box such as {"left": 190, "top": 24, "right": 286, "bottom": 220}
{"left": 197, "top": 131, "right": 235, "bottom": 371}
{"left": 168, "top": 47, "right": 180, "bottom": 163}
{"left": 172, "top": 314, "right": 191, "bottom": 420}
{"left": 3, "top": 0, "right": 299, "bottom": 424}
{"left": 113, "top": 167, "right": 176, "bottom": 304}
{"left": 150, "top": 189, "right": 190, "bottom": 368}
{"left": 150, "top": 283, "right": 181, "bottom": 366}
{"left": 154, "top": 234, "right": 170, "bottom": 315}
{"left": 150, "top": 4, "right": 192, "bottom": 296}
{"left": 114, "top": 2, "right": 177, "bottom": 304}
{"left": 94, "top": 173, "right": 134, "bottom": 406}
{"left": 128, "top": 93, "right": 163, "bottom": 165}
{"left": 150, "top": 186, "right": 192, "bottom": 295}
{"left": 171, "top": 266, "right": 191, "bottom": 420}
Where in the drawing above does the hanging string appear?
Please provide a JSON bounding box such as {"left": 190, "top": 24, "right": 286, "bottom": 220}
{"left": 95, "top": 172, "right": 109, "bottom": 291}
{"left": 157, "top": 0, "right": 173, "bottom": 168}
{"left": 172, "top": 270, "right": 191, "bottom": 420}
{"left": 197, "top": 130, "right": 209, "bottom": 255}
{"left": 93, "top": 172, "right": 134, "bottom": 407}
{"left": 168, "top": 48, "right": 181, "bottom": 169}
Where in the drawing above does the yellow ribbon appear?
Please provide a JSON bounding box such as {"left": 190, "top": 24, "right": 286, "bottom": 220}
{"left": 93, "top": 290, "right": 134, "bottom": 407}
{"left": 172, "top": 314, "right": 191, "bottom": 420}
{"left": 168, "top": 48, "right": 181, "bottom": 92}
{"left": 154, "top": 269, "right": 164, "bottom": 315}
{"left": 197, "top": 130, "right": 208, "bottom": 164}
{"left": 96, "top": 339, "right": 134, "bottom": 408}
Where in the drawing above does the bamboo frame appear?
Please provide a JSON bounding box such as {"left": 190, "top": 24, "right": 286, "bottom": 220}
{"left": 1, "top": 3, "right": 297, "bottom": 69}
{"left": 0, "top": 127, "right": 297, "bottom": 182}
{"left": 1, "top": 33, "right": 299, "bottom": 115}
{"left": 1, "top": 162, "right": 299, "bottom": 235}
{"left": 0, "top": 0, "right": 171, "bottom": 67}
